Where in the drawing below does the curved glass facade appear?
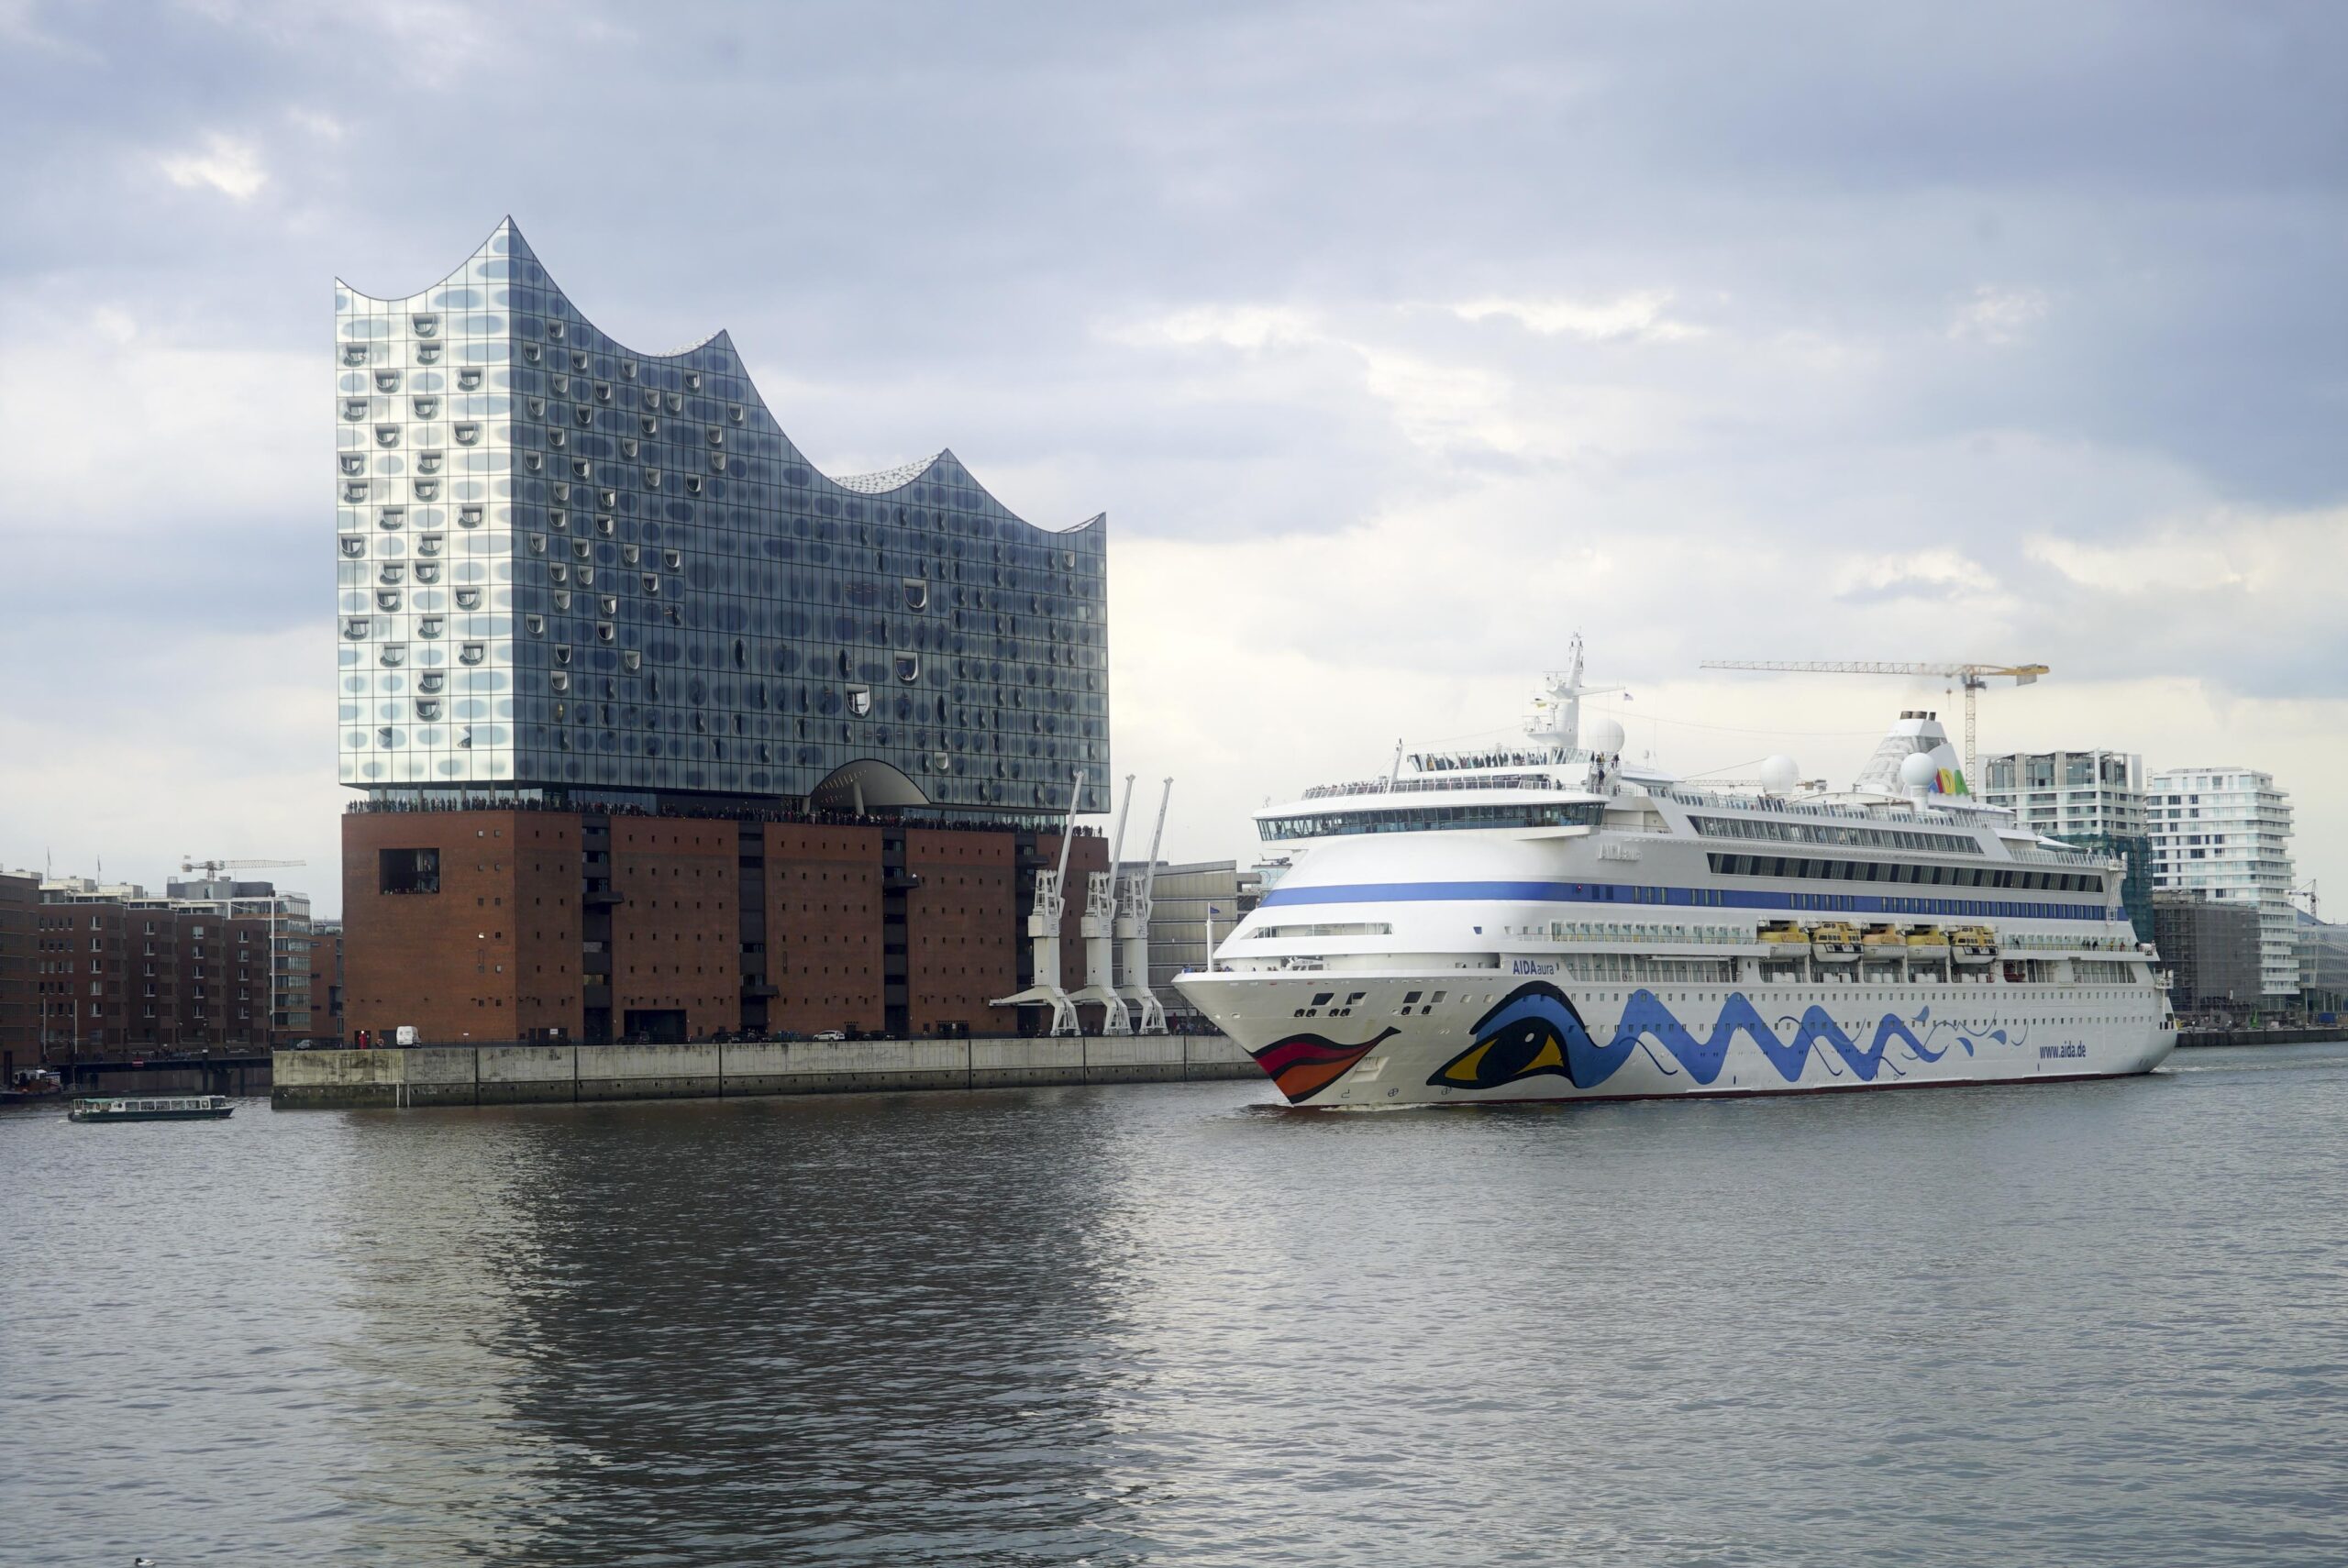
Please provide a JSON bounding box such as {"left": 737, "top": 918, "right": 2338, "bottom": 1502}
{"left": 337, "top": 219, "right": 1110, "bottom": 814}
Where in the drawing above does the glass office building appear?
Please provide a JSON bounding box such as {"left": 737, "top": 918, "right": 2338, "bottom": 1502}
{"left": 338, "top": 220, "right": 1110, "bottom": 815}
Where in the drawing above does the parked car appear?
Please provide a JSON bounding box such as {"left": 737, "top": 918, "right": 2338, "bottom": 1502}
{"left": 813, "top": 1030, "right": 847, "bottom": 1042}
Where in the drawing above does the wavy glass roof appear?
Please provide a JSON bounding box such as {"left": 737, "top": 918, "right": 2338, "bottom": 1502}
{"left": 336, "top": 219, "right": 1110, "bottom": 813}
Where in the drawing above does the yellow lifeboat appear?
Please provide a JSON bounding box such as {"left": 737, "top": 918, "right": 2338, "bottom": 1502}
{"left": 1758, "top": 920, "right": 1810, "bottom": 946}
{"left": 1811, "top": 920, "right": 1861, "bottom": 962}
{"left": 1904, "top": 924, "right": 1951, "bottom": 950}
{"left": 1948, "top": 925, "right": 1998, "bottom": 965}
{"left": 1861, "top": 923, "right": 1906, "bottom": 949}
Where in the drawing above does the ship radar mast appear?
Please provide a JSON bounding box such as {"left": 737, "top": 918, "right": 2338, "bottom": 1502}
{"left": 1523, "top": 634, "right": 1623, "bottom": 757}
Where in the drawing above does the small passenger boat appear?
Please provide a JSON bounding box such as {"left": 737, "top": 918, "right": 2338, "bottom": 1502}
{"left": 69, "top": 1094, "right": 235, "bottom": 1123}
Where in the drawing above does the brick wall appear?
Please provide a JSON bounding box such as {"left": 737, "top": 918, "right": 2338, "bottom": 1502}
{"left": 611, "top": 817, "right": 737, "bottom": 1040}
{"left": 903, "top": 828, "right": 1017, "bottom": 1035}
{"left": 764, "top": 823, "right": 885, "bottom": 1034}
{"left": 344, "top": 811, "right": 530, "bottom": 1043}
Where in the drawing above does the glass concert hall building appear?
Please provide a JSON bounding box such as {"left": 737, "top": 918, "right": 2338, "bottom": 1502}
{"left": 336, "top": 221, "right": 1111, "bottom": 1045}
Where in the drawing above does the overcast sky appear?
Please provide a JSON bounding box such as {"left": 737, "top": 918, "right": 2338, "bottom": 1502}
{"left": 2, "top": 0, "right": 2342, "bottom": 917}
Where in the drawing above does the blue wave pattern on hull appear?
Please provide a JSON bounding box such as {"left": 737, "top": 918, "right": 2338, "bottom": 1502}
{"left": 1426, "top": 982, "right": 2022, "bottom": 1095}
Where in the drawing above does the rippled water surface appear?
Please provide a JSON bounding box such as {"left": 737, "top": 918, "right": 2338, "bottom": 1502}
{"left": 6, "top": 1043, "right": 2348, "bottom": 1565}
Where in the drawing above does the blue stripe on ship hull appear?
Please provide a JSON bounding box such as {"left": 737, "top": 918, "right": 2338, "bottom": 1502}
{"left": 1258, "top": 879, "right": 2117, "bottom": 923}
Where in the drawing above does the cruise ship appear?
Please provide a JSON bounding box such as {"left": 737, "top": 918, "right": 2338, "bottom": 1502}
{"left": 1177, "top": 641, "right": 2175, "bottom": 1107}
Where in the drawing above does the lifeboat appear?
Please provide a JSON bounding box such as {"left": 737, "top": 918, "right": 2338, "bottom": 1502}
{"left": 1948, "top": 925, "right": 1998, "bottom": 965}
{"left": 1758, "top": 920, "right": 1810, "bottom": 947}
{"left": 1861, "top": 923, "right": 1905, "bottom": 949}
{"left": 1811, "top": 921, "right": 1861, "bottom": 962}
{"left": 1903, "top": 925, "right": 1951, "bottom": 951}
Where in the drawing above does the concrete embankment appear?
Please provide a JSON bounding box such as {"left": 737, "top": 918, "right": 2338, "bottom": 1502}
{"left": 2176, "top": 1025, "right": 2344, "bottom": 1049}
{"left": 272, "top": 1034, "right": 1259, "bottom": 1110}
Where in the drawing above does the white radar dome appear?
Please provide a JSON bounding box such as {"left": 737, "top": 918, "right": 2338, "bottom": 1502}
{"left": 1757, "top": 755, "right": 1800, "bottom": 793}
{"left": 1589, "top": 717, "right": 1626, "bottom": 754}
{"left": 1899, "top": 752, "right": 1939, "bottom": 789}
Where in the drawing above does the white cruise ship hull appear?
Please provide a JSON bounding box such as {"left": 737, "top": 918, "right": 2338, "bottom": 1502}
{"left": 1180, "top": 968, "right": 2176, "bottom": 1108}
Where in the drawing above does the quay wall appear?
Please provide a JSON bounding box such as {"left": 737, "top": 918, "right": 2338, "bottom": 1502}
{"left": 272, "top": 1034, "right": 1257, "bottom": 1110}
{"left": 2176, "top": 1025, "right": 2344, "bottom": 1049}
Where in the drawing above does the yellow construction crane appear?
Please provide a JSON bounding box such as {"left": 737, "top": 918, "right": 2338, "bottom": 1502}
{"left": 1698, "top": 660, "right": 2049, "bottom": 785}
{"left": 181, "top": 856, "right": 306, "bottom": 880}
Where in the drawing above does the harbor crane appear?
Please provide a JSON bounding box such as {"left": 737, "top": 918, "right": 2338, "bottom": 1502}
{"left": 1698, "top": 660, "right": 2049, "bottom": 785}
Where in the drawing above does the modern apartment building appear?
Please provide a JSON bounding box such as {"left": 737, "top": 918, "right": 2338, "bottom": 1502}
{"left": 1980, "top": 749, "right": 2153, "bottom": 940}
{"left": 2147, "top": 767, "right": 2297, "bottom": 1000}
{"left": 335, "top": 222, "right": 1115, "bottom": 1042}
{"left": 2153, "top": 891, "right": 2264, "bottom": 1015}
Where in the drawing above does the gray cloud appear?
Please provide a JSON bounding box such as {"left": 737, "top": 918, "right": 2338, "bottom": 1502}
{"left": 1, "top": 0, "right": 2341, "bottom": 904}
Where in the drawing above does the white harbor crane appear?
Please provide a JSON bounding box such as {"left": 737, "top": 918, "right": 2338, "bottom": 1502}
{"left": 1698, "top": 659, "right": 2049, "bottom": 786}
{"left": 990, "top": 771, "right": 1086, "bottom": 1037}
{"left": 1068, "top": 776, "right": 1135, "bottom": 1035}
{"left": 1116, "top": 778, "right": 1174, "bottom": 1035}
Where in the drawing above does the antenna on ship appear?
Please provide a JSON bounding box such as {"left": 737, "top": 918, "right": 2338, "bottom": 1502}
{"left": 1525, "top": 633, "right": 1623, "bottom": 758}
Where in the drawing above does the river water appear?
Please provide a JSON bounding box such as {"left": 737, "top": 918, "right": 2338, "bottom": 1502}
{"left": 6, "top": 1043, "right": 2347, "bottom": 1566}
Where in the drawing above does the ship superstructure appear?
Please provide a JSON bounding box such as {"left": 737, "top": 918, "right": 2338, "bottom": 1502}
{"left": 1177, "top": 640, "right": 2174, "bottom": 1106}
